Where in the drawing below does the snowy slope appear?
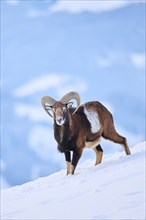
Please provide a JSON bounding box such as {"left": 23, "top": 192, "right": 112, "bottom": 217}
{"left": 1, "top": 142, "right": 145, "bottom": 220}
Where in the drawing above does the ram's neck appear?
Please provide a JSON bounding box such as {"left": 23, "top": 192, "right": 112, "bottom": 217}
{"left": 58, "top": 125, "right": 65, "bottom": 144}
{"left": 54, "top": 111, "right": 71, "bottom": 146}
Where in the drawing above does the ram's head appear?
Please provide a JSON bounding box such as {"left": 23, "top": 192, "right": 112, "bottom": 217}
{"left": 41, "top": 91, "right": 80, "bottom": 126}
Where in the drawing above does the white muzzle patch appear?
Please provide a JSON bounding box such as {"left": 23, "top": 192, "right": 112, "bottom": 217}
{"left": 56, "top": 117, "right": 65, "bottom": 126}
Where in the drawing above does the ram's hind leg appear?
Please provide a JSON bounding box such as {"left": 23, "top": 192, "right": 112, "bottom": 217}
{"left": 103, "top": 129, "right": 131, "bottom": 155}
{"left": 93, "top": 144, "right": 103, "bottom": 165}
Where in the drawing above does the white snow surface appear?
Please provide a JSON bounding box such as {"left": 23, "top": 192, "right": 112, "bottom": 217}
{"left": 1, "top": 142, "right": 146, "bottom": 220}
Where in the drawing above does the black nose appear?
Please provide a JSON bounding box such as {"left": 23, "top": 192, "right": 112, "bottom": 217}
{"left": 58, "top": 118, "right": 62, "bottom": 123}
{"left": 57, "top": 118, "right": 63, "bottom": 124}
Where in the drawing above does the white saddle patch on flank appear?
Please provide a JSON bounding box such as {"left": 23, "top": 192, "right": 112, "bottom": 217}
{"left": 84, "top": 107, "right": 101, "bottom": 133}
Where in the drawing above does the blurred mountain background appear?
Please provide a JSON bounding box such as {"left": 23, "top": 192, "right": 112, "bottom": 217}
{"left": 1, "top": 0, "right": 145, "bottom": 188}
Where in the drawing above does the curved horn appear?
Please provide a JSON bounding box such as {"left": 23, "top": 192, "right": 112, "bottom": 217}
{"left": 41, "top": 96, "right": 57, "bottom": 117}
{"left": 60, "top": 91, "right": 80, "bottom": 106}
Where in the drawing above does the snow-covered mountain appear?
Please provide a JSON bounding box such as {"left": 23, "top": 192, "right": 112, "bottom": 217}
{"left": 1, "top": 142, "right": 145, "bottom": 220}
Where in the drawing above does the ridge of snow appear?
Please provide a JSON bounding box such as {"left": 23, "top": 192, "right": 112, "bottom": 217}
{"left": 1, "top": 142, "right": 146, "bottom": 220}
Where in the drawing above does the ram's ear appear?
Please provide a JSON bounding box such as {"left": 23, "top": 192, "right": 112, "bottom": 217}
{"left": 67, "top": 102, "right": 73, "bottom": 109}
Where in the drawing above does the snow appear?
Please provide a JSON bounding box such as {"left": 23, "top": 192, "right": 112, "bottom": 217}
{"left": 1, "top": 142, "right": 145, "bottom": 220}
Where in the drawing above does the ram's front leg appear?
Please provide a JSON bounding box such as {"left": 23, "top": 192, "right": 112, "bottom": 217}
{"left": 71, "top": 148, "right": 83, "bottom": 174}
{"left": 64, "top": 151, "right": 71, "bottom": 175}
